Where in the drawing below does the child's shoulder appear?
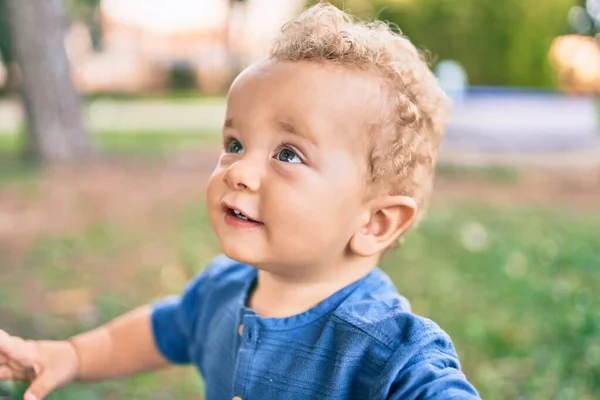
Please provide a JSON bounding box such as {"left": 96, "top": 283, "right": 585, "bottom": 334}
{"left": 330, "top": 270, "right": 476, "bottom": 398}
{"left": 333, "top": 268, "right": 454, "bottom": 356}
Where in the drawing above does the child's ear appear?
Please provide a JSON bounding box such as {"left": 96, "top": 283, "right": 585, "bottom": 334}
{"left": 349, "top": 196, "right": 417, "bottom": 257}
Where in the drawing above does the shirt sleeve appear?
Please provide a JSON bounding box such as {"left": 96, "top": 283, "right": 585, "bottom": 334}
{"left": 151, "top": 271, "right": 210, "bottom": 364}
{"left": 379, "top": 331, "right": 480, "bottom": 400}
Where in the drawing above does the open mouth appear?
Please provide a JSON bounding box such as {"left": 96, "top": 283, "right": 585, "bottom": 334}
{"left": 225, "top": 206, "right": 262, "bottom": 224}
{"left": 230, "top": 208, "right": 254, "bottom": 222}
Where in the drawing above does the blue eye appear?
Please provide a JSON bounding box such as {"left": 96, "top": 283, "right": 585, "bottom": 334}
{"left": 226, "top": 139, "right": 244, "bottom": 154}
{"left": 276, "top": 148, "right": 302, "bottom": 164}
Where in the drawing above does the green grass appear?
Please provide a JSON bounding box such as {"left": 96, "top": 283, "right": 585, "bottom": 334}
{"left": 383, "top": 205, "right": 600, "bottom": 400}
{"left": 0, "top": 92, "right": 227, "bottom": 104}
{"left": 0, "top": 133, "right": 42, "bottom": 189}
{"left": 84, "top": 91, "right": 226, "bottom": 103}
{"left": 1, "top": 198, "right": 598, "bottom": 399}
{"left": 0, "top": 130, "right": 220, "bottom": 187}
{"left": 0, "top": 130, "right": 221, "bottom": 157}
{"left": 1, "top": 373, "right": 203, "bottom": 400}
{"left": 1, "top": 218, "right": 211, "bottom": 399}
{"left": 97, "top": 130, "right": 220, "bottom": 156}
{"left": 436, "top": 164, "right": 521, "bottom": 183}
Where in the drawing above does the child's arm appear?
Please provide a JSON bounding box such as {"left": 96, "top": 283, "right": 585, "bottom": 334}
{"left": 0, "top": 305, "right": 170, "bottom": 400}
{"left": 70, "top": 305, "right": 169, "bottom": 380}
{"left": 376, "top": 326, "right": 480, "bottom": 399}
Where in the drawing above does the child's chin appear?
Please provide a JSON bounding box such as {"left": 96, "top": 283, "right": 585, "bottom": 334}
{"left": 220, "top": 243, "right": 265, "bottom": 266}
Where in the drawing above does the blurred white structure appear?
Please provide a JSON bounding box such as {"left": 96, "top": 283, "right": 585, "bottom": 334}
{"left": 435, "top": 60, "right": 468, "bottom": 102}
{"left": 66, "top": 0, "right": 305, "bottom": 94}
{"left": 586, "top": 0, "right": 600, "bottom": 21}
{"left": 445, "top": 93, "right": 598, "bottom": 151}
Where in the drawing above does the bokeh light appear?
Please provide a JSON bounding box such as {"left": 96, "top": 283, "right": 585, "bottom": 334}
{"left": 586, "top": 0, "right": 600, "bottom": 20}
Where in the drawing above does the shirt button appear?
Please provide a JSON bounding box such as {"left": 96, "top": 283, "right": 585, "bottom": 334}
{"left": 238, "top": 324, "right": 244, "bottom": 336}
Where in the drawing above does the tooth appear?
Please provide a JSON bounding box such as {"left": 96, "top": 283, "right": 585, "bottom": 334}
{"left": 231, "top": 209, "right": 248, "bottom": 220}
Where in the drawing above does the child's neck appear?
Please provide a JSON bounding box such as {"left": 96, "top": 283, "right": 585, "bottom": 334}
{"left": 247, "top": 254, "right": 379, "bottom": 318}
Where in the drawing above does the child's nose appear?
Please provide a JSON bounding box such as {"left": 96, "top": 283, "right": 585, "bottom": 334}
{"left": 223, "top": 157, "right": 262, "bottom": 192}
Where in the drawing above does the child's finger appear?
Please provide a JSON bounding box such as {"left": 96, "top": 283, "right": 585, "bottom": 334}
{"left": 0, "top": 331, "right": 14, "bottom": 359}
{"left": 0, "top": 330, "right": 11, "bottom": 346}
{"left": 0, "top": 332, "right": 36, "bottom": 367}
{"left": 25, "top": 371, "right": 59, "bottom": 400}
{"left": 0, "top": 330, "right": 10, "bottom": 353}
{"left": 0, "top": 365, "right": 20, "bottom": 381}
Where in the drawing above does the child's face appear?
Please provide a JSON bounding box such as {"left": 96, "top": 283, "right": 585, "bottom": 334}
{"left": 206, "top": 60, "right": 384, "bottom": 272}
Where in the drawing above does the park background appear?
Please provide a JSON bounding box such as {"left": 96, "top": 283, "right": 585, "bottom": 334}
{"left": 0, "top": 0, "right": 599, "bottom": 399}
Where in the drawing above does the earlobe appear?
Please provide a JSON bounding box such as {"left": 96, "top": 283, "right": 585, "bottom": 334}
{"left": 349, "top": 196, "right": 417, "bottom": 257}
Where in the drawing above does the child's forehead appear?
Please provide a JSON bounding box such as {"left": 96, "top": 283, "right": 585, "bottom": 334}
{"left": 227, "top": 60, "right": 388, "bottom": 136}
{"left": 233, "top": 60, "right": 384, "bottom": 96}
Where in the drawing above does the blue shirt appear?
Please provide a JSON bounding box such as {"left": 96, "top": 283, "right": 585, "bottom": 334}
{"left": 152, "top": 255, "right": 480, "bottom": 399}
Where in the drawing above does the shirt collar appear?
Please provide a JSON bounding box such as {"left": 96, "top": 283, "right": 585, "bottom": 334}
{"left": 238, "top": 267, "right": 383, "bottom": 331}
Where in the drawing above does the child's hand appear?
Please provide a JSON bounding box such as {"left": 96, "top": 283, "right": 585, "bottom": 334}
{"left": 0, "top": 330, "right": 79, "bottom": 400}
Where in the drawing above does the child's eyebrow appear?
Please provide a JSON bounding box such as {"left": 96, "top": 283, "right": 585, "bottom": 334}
{"left": 223, "top": 117, "right": 317, "bottom": 145}
{"left": 223, "top": 118, "right": 303, "bottom": 135}
{"left": 275, "top": 119, "right": 316, "bottom": 144}
{"left": 277, "top": 120, "right": 299, "bottom": 135}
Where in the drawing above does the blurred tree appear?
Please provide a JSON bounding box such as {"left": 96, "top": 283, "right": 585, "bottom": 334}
{"left": 66, "top": 0, "right": 102, "bottom": 50}
{"left": 6, "top": 0, "right": 93, "bottom": 162}
{"left": 0, "top": 0, "right": 11, "bottom": 64}
{"left": 67, "top": 0, "right": 100, "bottom": 17}
{"left": 309, "top": 0, "right": 576, "bottom": 88}
{"left": 0, "top": 0, "right": 18, "bottom": 93}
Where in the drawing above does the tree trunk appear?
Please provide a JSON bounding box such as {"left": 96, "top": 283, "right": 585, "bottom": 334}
{"left": 6, "top": 0, "right": 93, "bottom": 163}
{"left": 3, "top": 61, "right": 19, "bottom": 92}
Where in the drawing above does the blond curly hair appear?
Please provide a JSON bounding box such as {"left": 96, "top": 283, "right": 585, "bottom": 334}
{"left": 269, "top": 2, "right": 450, "bottom": 223}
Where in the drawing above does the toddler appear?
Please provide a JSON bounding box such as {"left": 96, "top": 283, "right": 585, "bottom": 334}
{"left": 0, "top": 3, "right": 480, "bottom": 399}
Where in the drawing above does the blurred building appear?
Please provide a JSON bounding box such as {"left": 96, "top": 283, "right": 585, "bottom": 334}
{"left": 66, "top": 0, "right": 304, "bottom": 94}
